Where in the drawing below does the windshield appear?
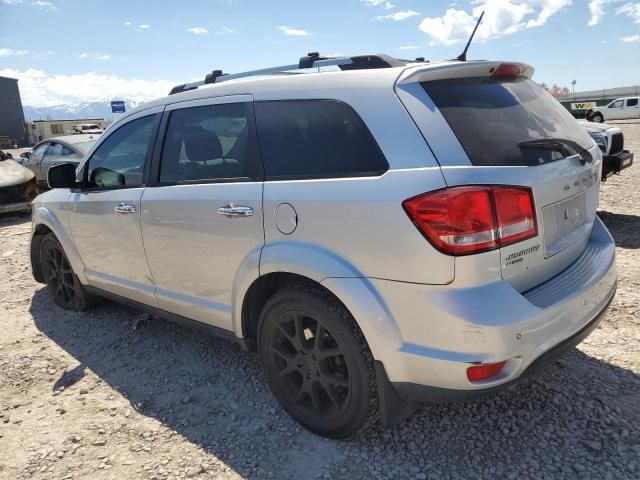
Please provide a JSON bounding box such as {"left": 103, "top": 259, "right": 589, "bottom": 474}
{"left": 422, "top": 77, "right": 594, "bottom": 166}
{"left": 74, "top": 141, "right": 96, "bottom": 154}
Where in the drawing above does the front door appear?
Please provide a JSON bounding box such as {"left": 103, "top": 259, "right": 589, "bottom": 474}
{"left": 141, "top": 95, "right": 264, "bottom": 330}
{"left": 605, "top": 99, "right": 624, "bottom": 120}
{"left": 68, "top": 109, "right": 162, "bottom": 306}
{"left": 24, "top": 142, "right": 49, "bottom": 182}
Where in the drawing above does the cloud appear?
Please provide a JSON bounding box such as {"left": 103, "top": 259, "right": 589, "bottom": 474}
{"left": 622, "top": 33, "right": 640, "bottom": 41}
{"left": 137, "top": 24, "right": 150, "bottom": 31}
{"left": 1, "top": 0, "right": 56, "bottom": 11}
{"left": 418, "top": 0, "right": 571, "bottom": 46}
{"left": 397, "top": 44, "right": 421, "bottom": 50}
{"left": 124, "top": 21, "right": 131, "bottom": 26}
{"left": 0, "top": 48, "right": 29, "bottom": 57}
{"left": 215, "top": 26, "right": 237, "bottom": 35}
{"left": 375, "top": 10, "right": 420, "bottom": 21}
{"left": 588, "top": 0, "right": 621, "bottom": 25}
{"left": 277, "top": 25, "right": 311, "bottom": 36}
{"left": 79, "top": 52, "right": 111, "bottom": 60}
{"left": 361, "top": 0, "right": 395, "bottom": 9}
{"left": 0, "top": 67, "right": 176, "bottom": 107}
{"left": 187, "top": 27, "right": 209, "bottom": 35}
{"left": 617, "top": 2, "right": 640, "bottom": 23}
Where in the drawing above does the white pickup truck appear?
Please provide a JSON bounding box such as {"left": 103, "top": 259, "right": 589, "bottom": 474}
{"left": 586, "top": 96, "right": 640, "bottom": 122}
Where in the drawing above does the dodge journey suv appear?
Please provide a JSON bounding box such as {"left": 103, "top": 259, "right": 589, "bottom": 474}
{"left": 30, "top": 53, "right": 617, "bottom": 438}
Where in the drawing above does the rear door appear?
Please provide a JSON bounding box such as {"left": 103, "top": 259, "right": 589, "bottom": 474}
{"left": 141, "top": 95, "right": 263, "bottom": 331}
{"left": 623, "top": 97, "right": 639, "bottom": 119}
{"left": 40, "top": 143, "right": 78, "bottom": 183}
{"left": 396, "top": 65, "right": 601, "bottom": 291}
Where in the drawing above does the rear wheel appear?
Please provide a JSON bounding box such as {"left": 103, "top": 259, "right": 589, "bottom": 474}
{"left": 39, "top": 233, "right": 96, "bottom": 311}
{"left": 591, "top": 112, "right": 604, "bottom": 123}
{"left": 257, "top": 284, "right": 379, "bottom": 438}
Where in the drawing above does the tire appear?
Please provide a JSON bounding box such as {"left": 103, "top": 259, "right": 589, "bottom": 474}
{"left": 257, "top": 283, "right": 379, "bottom": 438}
{"left": 591, "top": 112, "right": 604, "bottom": 123}
{"left": 39, "top": 233, "right": 96, "bottom": 311}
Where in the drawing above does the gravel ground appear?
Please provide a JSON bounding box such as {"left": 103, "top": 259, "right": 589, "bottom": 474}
{"left": 1, "top": 122, "right": 639, "bottom": 480}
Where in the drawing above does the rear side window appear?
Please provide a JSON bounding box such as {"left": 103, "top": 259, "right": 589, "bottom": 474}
{"left": 422, "top": 77, "right": 595, "bottom": 167}
{"left": 627, "top": 98, "right": 638, "bottom": 107}
{"left": 255, "top": 100, "right": 388, "bottom": 179}
{"left": 159, "top": 102, "right": 260, "bottom": 183}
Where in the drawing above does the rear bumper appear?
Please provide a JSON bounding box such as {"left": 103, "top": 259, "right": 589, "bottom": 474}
{"left": 602, "top": 150, "right": 633, "bottom": 180}
{"left": 370, "top": 216, "right": 617, "bottom": 400}
{"left": 391, "top": 282, "right": 615, "bottom": 402}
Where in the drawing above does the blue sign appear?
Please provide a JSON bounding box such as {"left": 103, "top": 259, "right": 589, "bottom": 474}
{"left": 111, "top": 101, "right": 126, "bottom": 113}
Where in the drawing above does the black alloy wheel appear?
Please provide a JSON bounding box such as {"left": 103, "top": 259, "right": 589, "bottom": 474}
{"left": 39, "top": 233, "right": 96, "bottom": 311}
{"left": 258, "top": 284, "right": 379, "bottom": 438}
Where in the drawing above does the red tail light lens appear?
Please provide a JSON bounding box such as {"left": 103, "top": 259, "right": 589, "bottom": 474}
{"left": 491, "top": 63, "right": 522, "bottom": 78}
{"left": 467, "top": 361, "right": 506, "bottom": 382}
{"left": 402, "top": 186, "right": 537, "bottom": 256}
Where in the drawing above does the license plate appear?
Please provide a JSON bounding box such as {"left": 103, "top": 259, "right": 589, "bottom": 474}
{"left": 542, "top": 190, "right": 589, "bottom": 257}
{"left": 622, "top": 158, "right": 632, "bottom": 167}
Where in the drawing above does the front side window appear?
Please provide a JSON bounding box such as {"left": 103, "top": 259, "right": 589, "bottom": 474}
{"left": 254, "top": 100, "right": 388, "bottom": 179}
{"left": 86, "top": 115, "right": 156, "bottom": 188}
{"left": 627, "top": 98, "right": 638, "bottom": 107}
{"left": 159, "top": 102, "right": 260, "bottom": 183}
{"left": 610, "top": 100, "right": 624, "bottom": 108}
{"left": 32, "top": 143, "right": 48, "bottom": 157}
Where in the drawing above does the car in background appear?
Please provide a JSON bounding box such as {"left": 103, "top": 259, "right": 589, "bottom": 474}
{"left": 18, "top": 134, "right": 98, "bottom": 187}
{"left": 72, "top": 123, "right": 104, "bottom": 135}
{"left": 586, "top": 97, "right": 640, "bottom": 122}
{"left": 580, "top": 121, "right": 634, "bottom": 180}
{"left": 0, "top": 156, "right": 38, "bottom": 214}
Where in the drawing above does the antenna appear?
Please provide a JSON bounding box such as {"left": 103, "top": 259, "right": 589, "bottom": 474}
{"left": 456, "top": 11, "right": 484, "bottom": 62}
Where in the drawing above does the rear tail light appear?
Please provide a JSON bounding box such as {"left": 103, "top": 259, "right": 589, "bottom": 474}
{"left": 402, "top": 185, "right": 537, "bottom": 256}
{"left": 467, "top": 361, "right": 506, "bottom": 382}
{"left": 491, "top": 63, "right": 522, "bottom": 78}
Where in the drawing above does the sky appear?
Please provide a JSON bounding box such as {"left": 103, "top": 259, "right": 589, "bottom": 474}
{"left": 0, "top": 0, "right": 639, "bottom": 107}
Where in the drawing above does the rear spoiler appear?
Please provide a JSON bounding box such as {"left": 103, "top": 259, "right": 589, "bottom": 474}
{"left": 396, "top": 61, "right": 535, "bottom": 85}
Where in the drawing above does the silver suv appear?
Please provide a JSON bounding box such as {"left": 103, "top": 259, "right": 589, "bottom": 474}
{"left": 30, "top": 54, "right": 617, "bottom": 438}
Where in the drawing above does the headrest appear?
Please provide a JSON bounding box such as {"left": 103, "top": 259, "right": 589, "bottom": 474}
{"left": 182, "top": 127, "right": 222, "bottom": 162}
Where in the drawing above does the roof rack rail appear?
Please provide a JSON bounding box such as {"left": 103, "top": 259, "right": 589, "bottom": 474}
{"left": 168, "top": 52, "right": 407, "bottom": 95}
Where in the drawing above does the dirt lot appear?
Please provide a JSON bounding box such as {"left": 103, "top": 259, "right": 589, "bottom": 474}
{"left": 1, "top": 123, "right": 639, "bottom": 480}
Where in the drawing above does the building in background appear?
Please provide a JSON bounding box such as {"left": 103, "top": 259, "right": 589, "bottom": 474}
{"left": 31, "top": 118, "right": 107, "bottom": 142}
{"left": 0, "top": 76, "right": 27, "bottom": 148}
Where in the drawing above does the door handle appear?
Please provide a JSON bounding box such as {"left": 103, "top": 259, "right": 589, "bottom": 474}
{"left": 218, "top": 205, "right": 253, "bottom": 217}
{"left": 114, "top": 203, "right": 136, "bottom": 214}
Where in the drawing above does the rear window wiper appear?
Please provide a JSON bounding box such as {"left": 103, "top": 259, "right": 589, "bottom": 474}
{"left": 518, "top": 138, "right": 592, "bottom": 163}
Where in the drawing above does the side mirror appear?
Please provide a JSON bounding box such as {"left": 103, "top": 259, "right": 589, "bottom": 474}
{"left": 20, "top": 151, "right": 31, "bottom": 159}
{"left": 48, "top": 163, "right": 78, "bottom": 189}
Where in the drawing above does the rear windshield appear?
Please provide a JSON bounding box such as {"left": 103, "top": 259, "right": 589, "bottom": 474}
{"left": 422, "top": 77, "right": 594, "bottom": 166}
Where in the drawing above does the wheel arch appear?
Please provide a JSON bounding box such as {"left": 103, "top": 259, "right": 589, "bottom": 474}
{"left": 31, "top": 206, "right": 87, "bottom": 285}
{"left": 236, "top": 241, "right": 404, "bottom": 363}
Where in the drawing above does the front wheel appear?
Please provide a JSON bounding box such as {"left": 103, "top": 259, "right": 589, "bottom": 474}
{"left": 257, "top": 284, "right": 379, "bottom": 438}
{"left": 591, "top": 112, "right": 604, "bottom": 123}
{"left": 39, "top": 233, "right": 96, "bottom": 311}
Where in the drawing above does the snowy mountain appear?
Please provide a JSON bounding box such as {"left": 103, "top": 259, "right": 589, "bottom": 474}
{"left": 23, "top": 100, "right": 141, "bottom": 121}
